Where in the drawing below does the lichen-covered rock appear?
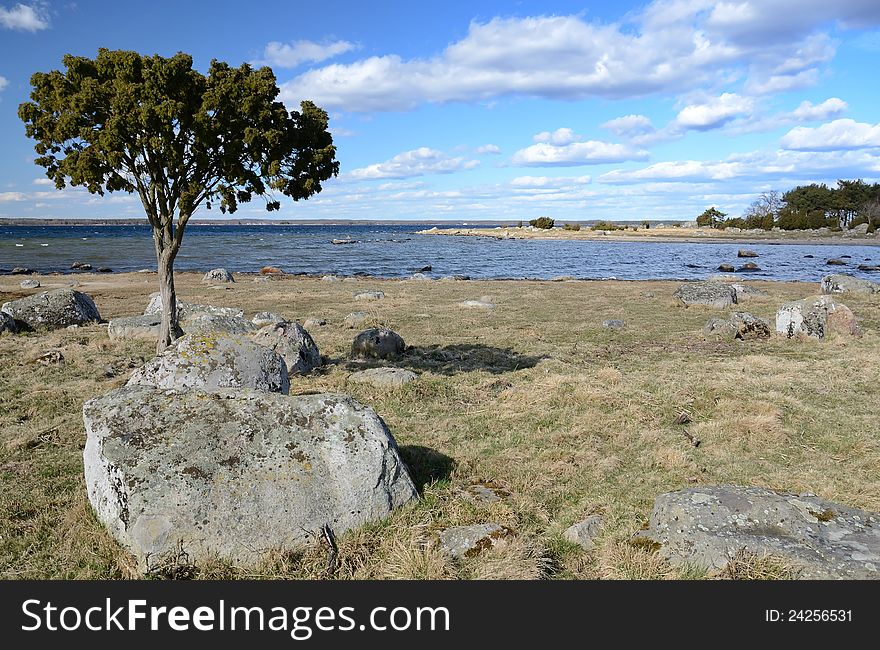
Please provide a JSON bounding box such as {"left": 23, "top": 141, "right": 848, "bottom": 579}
{"left": 202, "top": 268, "right": 234, "bottom": 283}
{"left": 143, "top": 293, "right": 244, "bottom": 319}
{"left": 0, "top": 312, "right": 17, "bottom": 334}
{"left": 641, "top": 485, "right": 880, "bottom": 579}
{"left": 182, "top": 314, "right": 257, "bottom": 336}
{"left": 776, "top": 295, "right": 859, "bottom": 339}
{"left": 251, "top": 311, "right": 286, "bottom": 328}
{"left": 344, "top": 312, "right": 369, "bottom": 328}
{"left": 82, "top": 386, "right": 417, "bottom": 569}
{"left": 107, "top": 314, "right": 162, "bottom": 341}
{"left": 1, "top": 289, "right": 101, "bottom": 330}
{"left": 563, "top": 515, "right": 604, "bottom": 550}
{"left": 705, "top": 312, "right": 772, "bottom": 340}
{"left": 127, "top": 333, "right": 289, "bottom": 395}
{"left": 820, "top": 274, "right": 880, "bottom": 295}
{"left": 351, "top": 328, "right": 406, "bottom": 360}
{"left": 438, "top": 523, "right": 510, "bottom": 558}
{"left": 20, "top": 279, "right": 40, "bottom": 289}
{"left": 251, "top": 322, "right": 321, "bottom": 375}
{"left": 673, "top": 282, "right": 737, "bottom": 308}
{"left": 349, "top": 367, "right": 417, "bottom": 388}
{"left": 730, "top": 283, "right": 769, "bottom": 300}
{"left": 602, "top": 319, "right": 625, "bottom": 330}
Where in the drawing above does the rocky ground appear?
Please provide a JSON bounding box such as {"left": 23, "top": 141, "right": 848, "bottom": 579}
{"left": 1, "top": 270, "right": 879, "bottom": 579}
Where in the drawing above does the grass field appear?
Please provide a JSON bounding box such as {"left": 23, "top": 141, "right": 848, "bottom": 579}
{"left": 1, "top": 272, "right": 878, "bottom": 579}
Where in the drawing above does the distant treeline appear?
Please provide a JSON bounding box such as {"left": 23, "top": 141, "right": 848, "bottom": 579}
{"left": 698, "top": 180, "right": 880, "bottom": 232}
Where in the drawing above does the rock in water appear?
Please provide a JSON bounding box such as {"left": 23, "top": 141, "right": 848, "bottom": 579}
{"left": 351, "top": 328, "right": 406, "bottom": 360}
{"left": 776, "top": 296, "right": 859, "bottom": 339}
{"left": 641, "top": 485, "right": 880, "bottom": 579}
{"left": 673, "top": 282, "right": 737, "bottom": 308}
{"left": 737, "top": 250, "right": 759, "bottom": 258}
{"left": 1, "top": 289, "right": 101, "bottom": 330}
{"left": 202, "top": 268, "right": 234, "bottom": 283}
{"left": 127, "top": 333, "right": 289, "bottom": 395}
{"left": 820, "top": 273, "right": 880, "bottom": 295}
{"left": 252, "top": 322, "right": 321, "bottom": 375}
{"left": 82, "top": 386, "right": 417, "bottom": 568}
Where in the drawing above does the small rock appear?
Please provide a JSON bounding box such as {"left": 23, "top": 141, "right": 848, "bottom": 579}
{"left": 563, "top": 515, "right": 604, "bottom": 550}
{"left": 826, "top": 258, "right": 847, "bottom": 266}
{"left": 351, "top": 328, "right": 406, "bottom": 360}
{"left": 11, "top": 267, "right": 34, "bottom": 275}
{"left": 736, "top": 262, "right": 761, "bottom": 272}
{"left": 717, "top": 264, "right": 735, "bottom": 272}
{"left": 20, "top": 279, "right": 40, "bottom": 289}
{"left": 459, "top": 299, "right": 495, "bottom": 309}
{"left": 858, "top": 264, "right": 880, "bottom": 272}
{"left": 415, "top": 265, "right": 432, "bottom": 273}
{"left": 97, "top": 267, "right": 113, "bottom": 273}
{"left": 303, "top": 318, "right": 327, "bottom": 329}
{"left": 344, "top": 312, "right": 370, "bottom": 328}
{"left": 737, "top": 250, "right": 759, "bottom": 258}
{"left": 408, "top": 273, "right": 432, "bottom": 281}
{"left": 260, "top": 266, "right": 283, "bottom": 275}
{"left": 251, "top": 311, "right": 286, "bottom": 328}
{"left": 730, "top": 283, "right": 769, "bottom": 300}
{"left": 252, "top": 321, "right": 321, "bottom": 375}
{"left": 438, "top": 523, "right": 510, "bottom": 558}
{"left": 354, "top": 290, "right": 385, "bottom": 301}
{"left": 70, "top": 262, "right": 92, "bottom": 271}
{"left": 321, "top": 275, "right": 340, "bottom": 282}
{"left": 202, "top": 268, "right": 234, "bottom": 284}
{"left": 602, "top": 319, "right": 625, "bottom": 330}
{"left": 348, "top": 367, "right": 417, "bottom": 388}
{"left": 35, "top": 350, "right": 64, "bottom": 366}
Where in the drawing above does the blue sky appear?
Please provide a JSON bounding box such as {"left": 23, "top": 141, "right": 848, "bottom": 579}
{"left": 1, "top": 0, "right": 880, "bottom": 221}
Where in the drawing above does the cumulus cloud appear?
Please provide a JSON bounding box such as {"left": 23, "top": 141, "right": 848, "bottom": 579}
{"left": 475, "top": 144, "right": 501, "bottom": 155}
{"left": 348, "top": 147, "right": 480, "bottom": 180}
{"left": 790, "top": 98, "right": 849, "bottom": 122}
{"left": 255, "top": 39, "right": 357, "bottom": 68}
{"left": 279, "top": 2, "right": 879, "bottom": 111}
{"left": 510, "top": 175, "right": 592, "bottom": 188}
{"left": 0, "top": 3, "right": 49, "bottom": 31}
{"left": 533, "top": 128, "right": 579, "bottom": 145}
{"left": 781, "top": 118, "right": 880, "bottom": 151}
{"left": 601, "top": 115, "right": 656, "bottom": 138}
{"left": 675, "top": 93, "right": 754, "bottom": 130}
{"left": 512, "top": 139, "right": 649, "bottom": 166}
{"left": 32, "top": 177, "right": 54, "bottom": 185}
{"left": 0, "top": 192, "right": 26, "bottom": 201}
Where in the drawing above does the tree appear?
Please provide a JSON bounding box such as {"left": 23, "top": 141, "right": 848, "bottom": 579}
{"left": 19, "top": 49, "right": 339, "bottom": 351}
{"left": 696, "top": 207, "right": 726, "bottom": 228}
{"left": 529, "top": 217, "right": 555, "bottom": 229}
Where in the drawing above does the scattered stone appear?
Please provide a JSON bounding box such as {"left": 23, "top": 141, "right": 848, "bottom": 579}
{"left": 82, "top": 386, "right": 417, "bottom": 568}
{"left": 721, "top": 312, "right": 773, "bottom": 340}
{"left": 349, "top": 367, "right": 417, "bottom": 388}
{"left": 703, "top": 318, "right": 738, "bottom": 340}
{"left": 107, "top": 314, "right": 162, "bottom": 341}
{"left": 259, "top": 266, "right": 283, "bottom": 275}
{"left": 127, "top": 333, "right": 289, "bottom": 395}
{"left": 251, "top": 311, "right": 286, "bottom": 328}
{"left": 826, "top": 258, "right": 848, "bottom": 266}
{"left": 70, "top": 262, "right": 92, "bottom": 270}
{"left": 673, "top": 412, "right": 692, "bottom": 425}
{"left": 415, "top": 265, "right": 432, "bottom": 273}
{"left": 321, "top": 275, "right": 341, "bottom": 282}
{"left": 303, "top": 318, "right": 327, "bottom": 329}
{"left": 730, "top": 283, "right": 769, "bottom": 300}
{"left": 563, "top": 515, "right": 604, "bottom": 550}
{"left": 11, "top": 267, "right": 34, "bottom": 275}
{"left": 408, "top": 273, "right": 432, "bottom": 281}
{"left": 0, "top": 312, "right": 17, "bottom": 334}
{"left": 20, "top": 279, "right": 40, "bottom": 289}
{"left": 858, "top": 264, "right": 880, "bottom": 272}
{"left": 459, "top": 296, "right": 496, "bottom": 309}
{"left": 252, "top": 321, "right": 321, "bottom": 375}
{"left": 673, "top": 282, "right": 737, "bottom": 308}
{"left": 820, "top": 273, "right": 880, "bottom": 295}
{"left": 641, "top": 485, "right": 880, "bottom": 579}
{"left": 331, "top": 238, "right": 358, "bottom": 245}
{"left": 776, "top": 295, "right": 859, "bottom": 339}
{"left": 438, "top": 523, "right": 510, "bottom": 558}
{"left": 1, "top": 289, "right": 101, "bottom": 330}
{"left": 202, "top": 268, "right": 234, "bottom": 284}
{"left": 344, "top": 312, "right": 370, "bottom": 328}
{"left": 717, "top": 264, "right": 735, "bottom": 272}
{"left": 460, "top": 482, "right": 510, "bottom": 505}
{"left": 602, "top": 319, "right": 625, "bottom": 330}
{"left": 354, "top": 290, "right": 385, "bottom": 301}
{"left": 97, "top": 267, "right": 113, "bottom": 273}
{"left": 736, "top": 262, "right": 761, "bottom": 272}
{"left": 35, "top": 350, "right": 64, "bottom": 366}
{"left": 351, "top": 328, "right": 406, "bottom": 360}
{"left": 737, "top": 250, "right": 759, "bottom": 258}
{"left": 551, "top": 275, "right": 577, "bottom": 282}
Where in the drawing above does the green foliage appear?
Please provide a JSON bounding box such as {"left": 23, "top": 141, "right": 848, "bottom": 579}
{"left": 696, "top": 207, "right": 727, "bottom": 228}
{"left": 641, "top": 220, "right": 650, "bottom": 229}
{"left": 591, "top": 220, "right": 621, "bottom": 231}
{"left": 529, "top": 216, "right": 555, "bottom": 229}
{"left": 563, "top": 223, "right": 581, "bottom": 231}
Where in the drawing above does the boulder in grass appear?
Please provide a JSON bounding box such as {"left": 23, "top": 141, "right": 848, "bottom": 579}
{"left": 107, "top": 314, "right": 162, "bottom": 341}
{"left": 251, "top": 311, "right": 286, "bottom": 328}
{"left": 820, "top": 274, "right": 880, "bottom": 295}
{"left": 563, "top": 515, "right": 604, "bottom": 550}
{"left": 182, "top": 314, "right": 257, "bottom": 337}
{"left": 640, "top": 485, "right": 880, "bottom": 579}
{"left": 673, "top": 282, "right": 737, "bottom": 308}
{"left": 438, "top": 523, "right": 510, "bottom": 558}
{"left": 0, "top": 312, "right": 17, "bottom": 334}
{"left": 351, "top": 328, "right": 406, "bottom": 360}
{"left": 776, "top": 295, "right": 859, "bottom": 339}
{"left": 127, "top": 333, "right": 289, "bottom": 395}
{"left": 251, "top": 321, "right": 321, "bottom": 376}
{"left": 705, "top": 312, "right": 771, "bottom": 341}
{"left": 349, "top": 367, "right": 417, "bottom": 388}
{"left": 344, "top": 311, "right": 370, "bottom": 328}
{"left": 1, "top": 289, "right": 101, "bottom": 330}
{"left": 82, "top": 386, "right": 417, "bottom": 569}
{"left": 20, "top": 279, "right": 41, "bottom": 289}
{"left": 354, "top": 290, "right": 385, "bottom": 301}
{"left": 143, "top": 293, "right": 244, "bottom": 319}
{"left": 202, "top": 268, "right": 234, "bottom": 284}
{"left": 730, "top": 283, "right": 768, "bottom": 300}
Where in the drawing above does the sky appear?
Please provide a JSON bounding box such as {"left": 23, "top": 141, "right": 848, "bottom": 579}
{"left": 1, "top": 0, "right": 880, "bottom": 222}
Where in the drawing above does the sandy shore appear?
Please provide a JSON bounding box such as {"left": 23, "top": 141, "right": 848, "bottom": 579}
{"left": 416, "top": 225, "right": 880, "bottom": 246}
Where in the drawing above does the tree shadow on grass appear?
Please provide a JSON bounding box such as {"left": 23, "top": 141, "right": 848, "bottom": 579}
{"left": 398, "top": 445, "right": 455, "bottom": 494}
{"left": 341, "top": 344, "right": 547, "bottom": 376}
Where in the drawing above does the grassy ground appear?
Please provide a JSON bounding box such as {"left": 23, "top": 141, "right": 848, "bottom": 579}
{"left": 1, "top": 272, "right": 879, "bottom": 579}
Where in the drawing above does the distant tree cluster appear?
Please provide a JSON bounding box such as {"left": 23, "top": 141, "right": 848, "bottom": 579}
{"left": 590, "top": 220, "right": 622, "bottom": 231}
{"left": 697, "top": 180, "right": 880, "bottom": 232}
{"left": 529, "top": 216, "right": 555, "bottom": 229}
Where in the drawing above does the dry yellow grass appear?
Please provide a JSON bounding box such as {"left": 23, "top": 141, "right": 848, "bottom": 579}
{"left": 1, "top": 271, "right": 879, "bottom": 579}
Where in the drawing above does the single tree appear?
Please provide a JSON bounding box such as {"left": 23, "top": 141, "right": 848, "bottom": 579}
{"left": 19, "top": 49, "right": 339, "bottom": 351}
{"left": 696, "top": 207, "right": 727, "bottom": 228}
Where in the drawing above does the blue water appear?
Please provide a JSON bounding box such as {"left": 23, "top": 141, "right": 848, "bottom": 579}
{"left": 1, "top": 223, "right": 879, "bottom": 282}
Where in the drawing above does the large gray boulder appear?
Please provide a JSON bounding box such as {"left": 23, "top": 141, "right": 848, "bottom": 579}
{"left": 352, "top": 328, "right": 406, "bottom": 360}
{"left": 673, "top": 282, "right": 737, "bottom": 308}
{"left": 127, "top": 333, "right": 289, "bottom": 395}
{"left": 776, "top": 295, "right": 859, "bottom": 339}
{"left": 642, "top": 485, "right": 880, "bottom": 579}
{"left": 143, "top": 293, "right": 244, "bottom": 319}
{"left": 107, "top": 314, "right": 162, "bottom": 341}
{"left": 202, "top": 268, "right": 234, "bottom": 284}
{"left": 82, "top": 386, "right": 417, "bottom": 568}
{"left": 251, "top": 321, "right": 321, "bottom": 375}
{"left": 820, "top": 273, "right": 880, "bottom": 295}
{"left": 1, "top": 289, "right": 101, "bottom": 330}
{"left": 183, "top": 314, "right": 257, "bottom": 336}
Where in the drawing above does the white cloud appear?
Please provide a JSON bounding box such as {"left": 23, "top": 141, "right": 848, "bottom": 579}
{"left": 0, "top": 3, "right": 49, "bottom": 31}
{"left": 790, "top": 97, "right": 848, "bottom": 121}
{"left": 676, "top": 92, "right": 754, "bottom": 130}
{"left": 0, "top": 191, "right": 26, "bottom": 201}
{"left": 256, "top": 39, "right": 357, "bottom": 68}
{"left": 475, "top": 144, "right": 501, "bottom": 155}
{"left": 601, "top": 115, "right": 656, "bottom": 138}
{"left": 348, "top": 147, "right": 479, "bottom": 180}
{"left": 511, "top": 139, "right": 649, "bottom": 166}
{"left": 32, "top": 177, "right": 54, "bottom": 185}
{"left": 280, "top": 3, "right": 880, "bottom": 112}
{"left": 781, "top": 119, "right": 880, "bottom": 151}
{"left": 510, "top": 175, "right": 592, "bottom": 188}
{"left": 533, "top": 128, "right": 579, "bottom": 145}
{"left": 0, "top": 75, "right": 7, "bottom": 92}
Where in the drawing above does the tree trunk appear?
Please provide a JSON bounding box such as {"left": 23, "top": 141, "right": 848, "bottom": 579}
{"left": 156, "top": 250, "right": 183, "bottom": 353}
